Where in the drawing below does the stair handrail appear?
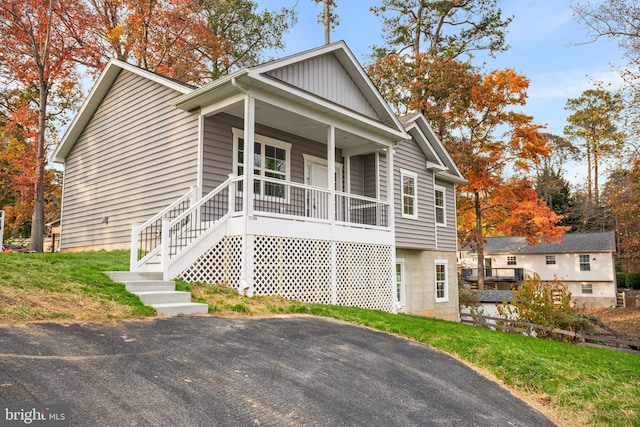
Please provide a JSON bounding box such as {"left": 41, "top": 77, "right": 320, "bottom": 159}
{"left": 130, "top": 186, "right": 197, "bottom": 271}
{"left": 161, "top": 175, "right": 241, "bottom": 268}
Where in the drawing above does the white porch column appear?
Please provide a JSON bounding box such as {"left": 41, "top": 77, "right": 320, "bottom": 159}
{"left": 240, "top": 94, "right": 256, "bottom": 295}
{"left": 386, "top": 146, "right": 395, "bottom": 231}
{"left": 327, "top": 125, "right": 336, "bottom": 226}
{"left": 196, "top": 115, "right": 205, "bottom": 200}
{"left": 327, "top": 126, "right": 337, "bottom": 303}
{"left": 243, "top": 94, "right": 256, "bottom": 217}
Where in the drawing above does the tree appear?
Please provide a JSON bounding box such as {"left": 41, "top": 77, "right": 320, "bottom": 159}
{"left": 603, "top": 161, "right": 640, "bottom": 271}
{"left": 367, "top": 2, "right": 564, "bottom": 289}
{"left": 367, "top": 1, "right": 512, "bottom": 137}
{"left": 370, "top": 0, "right": 512, "bottom": 59}
{"left": 452, "top": 69, "right": 567, "bottom": 289}
{"left": 313, "top": 0, "right": 338, "bottom": 44}
{"left": 0, "top": 0, "right": 85, "bottom": 251}
{"left": 533, "top": 133, "right": 578, "bottom": 225}
{"left": 76, "top": 0, "right": 296, "bottom": 84}
{"left": 573, "top": 0, "right": 640, "bottom": 63}
{"left": 564, "top": 88, "right": 625, "bottom": 207}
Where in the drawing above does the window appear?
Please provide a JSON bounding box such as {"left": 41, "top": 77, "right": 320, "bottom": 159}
{"left": 579, "top": 254, "right": 591, "bottom": 271}
{"left": 435, "top": 185, "right": 446, "bottom": 225}
{"left": 546, "top": 255, "right": 556, "bottom": 265}
{"left": 395, "top": 261, "right": 405, "bottom": 307}
{"left": 233, "top": 129, "right": 291, "bottom": 198}
{"left": 507, "top": 256, "right": 517, "bottom": 266}
{"left": 435, "top": 260, "right": 448, "bottom": 302}
{"left": 401, "top": 170, "right": 418, "bottom": 219}
{"left": 582, "top": 283, "right": 593, "bottom": 294}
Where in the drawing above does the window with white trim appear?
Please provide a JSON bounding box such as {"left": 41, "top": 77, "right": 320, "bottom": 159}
{"left": 507, "top": 256, "right": 517, "bottom": 266}
{"left": 579, "top": 254, "right": 591, "bottom": 271}
{"left": 401, "top": 169, "right": 418, "bottom": 219}
{"left": 233, "top": 129, "right": 291, "bottom": 198}
{"left": 435, "top": 260, "right": 448, "bottom": 302}
{"left": 435, "top": 185, "right": 446, "bottom": 225}
{"left": 396, "top": 261, "right": 405, "bottom": 308}
{"left": 546, "top": 255, "right": 556, "bottom": 265}
{"left": 582, "top": 283, "right": 593, "bottom": 294}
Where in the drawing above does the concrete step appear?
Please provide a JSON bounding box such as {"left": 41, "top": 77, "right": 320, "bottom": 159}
{"left": 134, "top": 290, "right": 192, "bottom": 305}
{"left": 125, "top": 281, "right": 176, "bottom": 292}
{"left": 105, "top": 271, "right": 163, "bottom": 282}
{"left": 152, "top": 302, "right": 209, "bottom": 315}
{"left": 106, "top": 270, "right": 208, "bottom": 316}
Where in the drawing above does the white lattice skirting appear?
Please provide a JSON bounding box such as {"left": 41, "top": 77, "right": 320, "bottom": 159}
{"left": 180, "top": 236, "right": 242, "bottom": 288}
{"left": 179, "top": 235, "right": 395, "bottom": 312}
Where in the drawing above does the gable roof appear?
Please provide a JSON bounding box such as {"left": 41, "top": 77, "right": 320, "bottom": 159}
{"left": 174, "top": 41, "right": 409, "bottom": 142}
{"left": 485, "top": 232, "right": 616, "bottom": 254}
{"left": 399, "top": 113, "right": 465, "bottom": 184}
{"left": 253, "top": 41, "right": 401, "bottom": 130}
{"left": 52, "top": 59, "right": 194, "bottom": 163}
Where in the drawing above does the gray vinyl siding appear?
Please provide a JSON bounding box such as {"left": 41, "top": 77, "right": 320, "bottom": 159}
{"left": 394, "top": 138, "right": 437, "bottom": 249}
{"left": 266, "top": 53, "right": 380, "bottom": 121}
{"left": 362, "top": 154, "right": 377, "bottom": 198}
{"left": 202, "top": 114, "right": 235, "bottom": 193}
{"left": 435, "top": 179, "right": 458, "bottom": 251}
{"left": 378, "top": 152, "right": 388, "bottom": 199}
{"left": 60, "top": 70, "right": 199, "bottom": 250}
{"left": 349, "top": 156, "right": 364, "bottom": 195}
{"left": 202, "top": 113, "right": 344, "bottom": 192}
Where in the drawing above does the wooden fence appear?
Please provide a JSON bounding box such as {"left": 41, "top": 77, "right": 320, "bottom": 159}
{"left": 460, "top": 312, "right": 640, "bottom": 354}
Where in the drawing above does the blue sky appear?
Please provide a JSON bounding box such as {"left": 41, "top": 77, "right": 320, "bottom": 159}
{"left": 259, "top": 0, "right": 626, "bottom": 183}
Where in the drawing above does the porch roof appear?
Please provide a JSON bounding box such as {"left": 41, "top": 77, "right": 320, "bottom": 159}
{"left": 173, "top": 41, "right": 409, "bottom": 146}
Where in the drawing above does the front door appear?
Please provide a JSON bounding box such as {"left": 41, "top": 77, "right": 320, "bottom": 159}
{"left": 305, "top": 156, "right": 343, "bottom": 219}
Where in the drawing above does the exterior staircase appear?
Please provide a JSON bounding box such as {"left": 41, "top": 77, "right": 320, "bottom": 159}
{"left": 105, "top": 271, "right": 208, "bottom": 315}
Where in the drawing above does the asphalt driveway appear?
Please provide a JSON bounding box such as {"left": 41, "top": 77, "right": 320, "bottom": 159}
{"left": 0, "top": 316, "right": 555, "bottom": 426}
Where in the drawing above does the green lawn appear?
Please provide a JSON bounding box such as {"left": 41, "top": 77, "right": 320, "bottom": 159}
{"left": 1, "top": 250, "right": 638, "bottom": 426}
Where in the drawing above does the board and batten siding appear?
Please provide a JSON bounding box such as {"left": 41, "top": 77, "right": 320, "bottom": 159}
{"left": 60, "top": 70, "right": 199, "bottom": 251}
{"left": 266, "top": 53, "right": 380, "bottom": 122}
{"left": 394, "top": 138, "right": 436, "bottom": 249}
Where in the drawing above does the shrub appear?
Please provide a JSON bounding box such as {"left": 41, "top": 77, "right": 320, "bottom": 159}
{"left": 626, "top": 272, "right": 640, "bottom": 290}
{"left": 502, "top": 274, "right": 586, "bottom": 338}
{"left": 616, "top": 272, "right": 627, "bottom": 288}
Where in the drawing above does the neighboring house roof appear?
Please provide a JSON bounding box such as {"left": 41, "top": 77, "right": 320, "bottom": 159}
{"left": 485, "top": 232, "right": 616, "bottom": 254}
{"left": 52, "top": 59, "right": 194, "bottom": 163}
{"left": 476, "top": 290, "right": 516, "bottom": 303}
{"left": 399, "top": 113, "right": 465, "bottom": 184}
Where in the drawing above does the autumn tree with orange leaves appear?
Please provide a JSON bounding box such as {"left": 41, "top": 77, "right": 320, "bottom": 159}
{"left": 0, "top": 0, "right": 85, "bottom": 251}
{"left": 74, "top": 0, "right": 295, "bottom": 84}
{"left": 369, "top": 1, "right": 566, "bottom": 289}
{"left": 0, "top": 0, "right": 293, "bottom": 250}
{"left": 452, "top": 68, "right": 567, "bottom": 288}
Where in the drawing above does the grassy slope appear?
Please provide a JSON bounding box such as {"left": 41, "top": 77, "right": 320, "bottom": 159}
{"left": 1, "top": 251, "right": 638, "bottom": 426}
{"left": 0, "top": 250, "right": 154, "bottom": 321}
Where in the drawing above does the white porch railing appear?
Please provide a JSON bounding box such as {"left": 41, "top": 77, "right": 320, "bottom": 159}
{"left": 131, "top": 175, "right": 391, "bottom": 273}
{"left": 130, "top": 186, "right": 197, "bottom": 271}
{"left": 253, "top": 176, "right": 390, "bottom": 229}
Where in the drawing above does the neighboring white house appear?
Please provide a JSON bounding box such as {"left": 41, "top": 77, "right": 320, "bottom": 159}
{"left": 460, "top": 232, "right": 617, "bottom": 308}
{"left": 51, "top": 41, "right": 465, "bottom": 320}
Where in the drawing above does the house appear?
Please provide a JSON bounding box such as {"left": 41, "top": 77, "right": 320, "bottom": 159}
{"left": 52, "top": 41, "right": 465, "bottom": 320}
{"left": 460, "top": 232, "right": 617, "bottom": 308}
